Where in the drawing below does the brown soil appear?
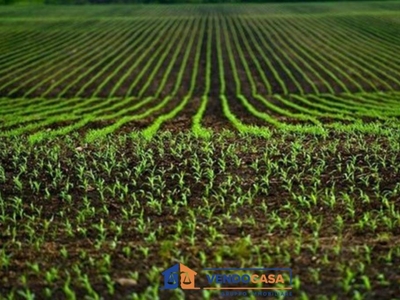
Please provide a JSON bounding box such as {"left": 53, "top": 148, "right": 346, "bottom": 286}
{"left": 0, "top": 133, "right": 400, "bottom": 299}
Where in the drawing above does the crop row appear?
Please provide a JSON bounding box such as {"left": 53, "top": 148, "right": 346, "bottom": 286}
{"left": 1, "top": 2, "right": 399, "bottom": 19}
{"left": 0, "top": 5, "right": 399, "bottom": 139}
{"left": 0, "top": 91, "right": 399, "bottom": 142}
{"left": 0, "top": 131, "right": 399, "bottom": 298}
{"left": 2, "top": 12, "right": 400, "bottom": 98}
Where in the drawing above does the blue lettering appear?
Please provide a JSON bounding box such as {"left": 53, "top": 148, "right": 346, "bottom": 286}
{"left": 242, "top": 274, "right": 250, "bottom": 283}
{"left": 206, "top": 274, "right": 215, "bottom": 284}
{"left": 232, "top": 274, "right": 240, "bottom": 283}
{"left": 215, "top": 274, "right": 222, "bottom": 284}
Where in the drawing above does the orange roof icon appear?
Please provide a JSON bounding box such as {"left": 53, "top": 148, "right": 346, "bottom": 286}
{"left": 162, "top": 263, "right": 200, "bottom": 290}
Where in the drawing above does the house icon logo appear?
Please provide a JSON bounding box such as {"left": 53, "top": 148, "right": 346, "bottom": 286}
{"left": 161, "top": 263, "right": 200, "bottom": 290}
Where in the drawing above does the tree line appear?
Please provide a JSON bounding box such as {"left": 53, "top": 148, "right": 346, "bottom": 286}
{"left": 2, "top": 0, "right": 394, "bottom": 4}
{"left": 51, "top": 0, "right": 399, "bottom": 2}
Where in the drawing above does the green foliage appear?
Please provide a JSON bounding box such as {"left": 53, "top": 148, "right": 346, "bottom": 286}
{"left": 1, "top": 131, "right": 400, "bottom": 297}
{"left": 0, "top": 3, "right": 400, "bottom": 299}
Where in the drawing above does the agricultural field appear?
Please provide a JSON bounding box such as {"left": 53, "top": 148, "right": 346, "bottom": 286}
{"left": 0, "top": 1, "right": 400, "bottom": 299}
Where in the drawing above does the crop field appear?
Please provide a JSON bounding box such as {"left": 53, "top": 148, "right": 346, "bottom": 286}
{"left": 0, "top": 2, "right": 400, "bottom": 300}
{"left": 1, "top": 2, "right": 400, "bottom": 139}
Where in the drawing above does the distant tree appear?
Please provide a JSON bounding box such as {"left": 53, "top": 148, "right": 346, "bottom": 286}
{"left": 4, "top": 0, "right": 398, "bottom": 5}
